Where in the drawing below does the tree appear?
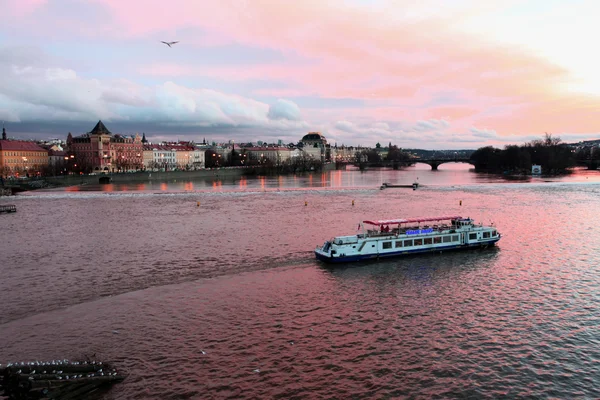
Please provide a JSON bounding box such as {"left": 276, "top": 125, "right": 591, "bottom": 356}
{"left": 386, "top": 145, "right": 411, "bottom": 163}
{"left": 471, "top": 133, "right": 575, "bottom": 174}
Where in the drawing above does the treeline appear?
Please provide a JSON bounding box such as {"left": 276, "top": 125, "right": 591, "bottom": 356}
{"left": 356, "top": 144, "right": 413, "bottom": 168}
{"left": 470, "top": 134, "right": 575, "bottom": 174}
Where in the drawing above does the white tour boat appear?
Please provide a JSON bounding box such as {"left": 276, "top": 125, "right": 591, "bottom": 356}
{"left": 315, "top": 215, "right": 501, "bottom": 263}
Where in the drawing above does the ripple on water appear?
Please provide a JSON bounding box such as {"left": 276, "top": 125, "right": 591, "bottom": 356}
{"left": 1, "top": 179, "right": 600, "bottom": 398}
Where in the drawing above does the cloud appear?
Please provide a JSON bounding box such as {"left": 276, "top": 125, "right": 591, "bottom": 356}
{"left": 267, "top": 99, "right": 302, "bottom": 121}
{"left": 413, "top": 119, "right": 449, "bottom": 132}
{"left": 5, "top": 0, "right": 47, "bottom": 17}
{"left": 470, "top": 127, "right": 497, "bottom": 139}
{"left": 372, "top": 122, "right": 390, "bottom": 131}
{"left": 334, "top": 120, "right": 358, "bottom": 133}
{"left": 0, "top": 46, "right": 308, "bottom": 138}
{"left": 3, "top": 1, "right": 600, "bottom": 147}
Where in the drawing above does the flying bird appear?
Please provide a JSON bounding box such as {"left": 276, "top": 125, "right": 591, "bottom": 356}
{"left": 161, "top": 41, "right": 179, "bottom": 48}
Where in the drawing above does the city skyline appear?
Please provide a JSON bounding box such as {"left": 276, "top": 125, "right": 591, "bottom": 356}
{"left": 1, "top": 0, "right": 600, "bottom": 149}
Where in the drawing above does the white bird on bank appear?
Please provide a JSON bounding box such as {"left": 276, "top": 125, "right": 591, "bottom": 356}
{"left": 161, "top": 41, "right": 179, "bottom": 48}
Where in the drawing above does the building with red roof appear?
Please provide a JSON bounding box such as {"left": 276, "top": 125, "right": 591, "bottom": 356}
{"left": 0, "top": 125, "right": 49, "bottom": 176}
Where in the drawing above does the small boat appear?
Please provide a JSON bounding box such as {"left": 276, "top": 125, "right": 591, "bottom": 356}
{"left": 380, "top": 181, "right": 419, "bottom": 190}
{"left": 315, "top": 215, "right": 501, "bottom": 263}
{"left": 0, "top": 204, "right": 16, "bottom": 213}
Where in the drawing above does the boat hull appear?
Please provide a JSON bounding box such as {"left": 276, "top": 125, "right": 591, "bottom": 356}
{"left": 315, "top": 238, "right": 500, "bottom": 263}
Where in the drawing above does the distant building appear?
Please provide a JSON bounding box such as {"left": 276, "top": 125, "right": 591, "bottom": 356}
{"left": 67, "top": 121, "right": 144, "bottom": 172}
{"left": 300, "top": 132, "right": 328, "bottom": 162}
{"left": 143, "top": 144, "right": 176, "bottom": 170}
{"left": 244, "top": 147, "right": 291, "bottom": 165}
{"left": 301, "top": 132, "right": 327, "bottom": 146}
{"left": 0, "top": 125, "right": 49, "bottom": 176}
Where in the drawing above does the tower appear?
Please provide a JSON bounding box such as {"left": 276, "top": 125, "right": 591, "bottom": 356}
{"left": 2, "top": 121, "right": 6, "bottom": 140}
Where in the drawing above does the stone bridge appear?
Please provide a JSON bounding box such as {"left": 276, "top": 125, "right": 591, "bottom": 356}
{"left": 413, "top": 158, "right": 475, "bottom": 170}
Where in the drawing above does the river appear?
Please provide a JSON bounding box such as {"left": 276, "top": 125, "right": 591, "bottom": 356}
{"left": 1, "top": 164, "right": 600, "bottom": 399}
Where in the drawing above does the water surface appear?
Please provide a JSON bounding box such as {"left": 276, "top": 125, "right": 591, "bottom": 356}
{"left": 1, "top": 166, "right": 600, "bottom": 398}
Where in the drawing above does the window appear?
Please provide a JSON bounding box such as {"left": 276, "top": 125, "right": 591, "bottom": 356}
{"left": 382, "top": 242, "right": 392, "bottom": 249}
{"left": 404, "top": 240, "right": 413, "bottom": 247}
{"left": 443, "top": 236, "right": 452, "bottom": 243}
{"left": 483, "top": 231, "right": 490, "bottom": 238}
{"left": 414, "top": 239, "right": 423, "bottom": 246}
{"left": 423, "top": 238, "right": 432, "bottom": 245}
{"left": 492, "top": 230, "right": 497, "bottom": 237}
{"left": 469, "top": 233, "right": 477, "bottom": 240}
{"left": 433, "top": 236, "right": 442, "bottom": 244}
{"left": 395, "top": 241, "right": 403, "bottom": 248}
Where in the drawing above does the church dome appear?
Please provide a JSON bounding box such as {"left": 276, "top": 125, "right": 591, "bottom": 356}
{"left": 301, "top": 132, "right": 327, "bottom": 145}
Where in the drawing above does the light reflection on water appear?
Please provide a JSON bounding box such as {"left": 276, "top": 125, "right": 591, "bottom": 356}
{"left": 1, "top": 168, "right": 600, "bottom": 398}
{"left": 30, "top": 165, "right": 600, "bottom": 195}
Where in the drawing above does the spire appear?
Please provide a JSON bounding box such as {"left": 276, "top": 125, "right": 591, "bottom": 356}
{"left": 89, "top": 120, "right": 111, "bottom": 135}
{"left": 141, "top": 132, "right": 147, "bottom": 143}
{"left": 2, "top": 121, "right": 6, "bottom": 140}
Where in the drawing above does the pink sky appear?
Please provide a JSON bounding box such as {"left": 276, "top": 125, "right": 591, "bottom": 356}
{"left": 0, "top": 0, "right": 599, "bottom": 148}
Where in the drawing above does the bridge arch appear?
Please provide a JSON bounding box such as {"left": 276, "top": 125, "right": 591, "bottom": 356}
{"left": 415, "top": 158, "right": 475, "bottom": 170}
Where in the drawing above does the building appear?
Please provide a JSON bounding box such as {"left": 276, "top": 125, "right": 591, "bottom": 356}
{"left": 141, "top": 142, "right": 205, "bottom": 170}
{"left": 244, "top": 147, "right": 291, "bottom": 165}
{"left": 301, "top": 132, "right": 327, "bottom": 146}
{"left": 67, "top": 121, "right": 144, "bottom": 173}
{"left": 144, "top": 144, "right": 176, "bottom": 170}
{"left": 331, "top": 145, "right": 359, "bottom": 163}
{"left": 0, "top": 126, "right": 49, "bottom": 176}
{"left": 301, "top": 132, "right": 328, "bottom": 162}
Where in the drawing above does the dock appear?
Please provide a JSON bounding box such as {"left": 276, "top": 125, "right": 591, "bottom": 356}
{"left": 0, "top": 205, "right": 16, "bottom": 213}
{"left": 1, "top": 359, "right": 125, "bottom": 399}
{"left": 380, "top": 182, "right": 419, "bottom": 190}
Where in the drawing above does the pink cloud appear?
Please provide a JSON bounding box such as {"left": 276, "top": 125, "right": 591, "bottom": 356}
{"left": 5, "top": 0, "right": 47, "bottom": 16}
{"left": 6, "top": 0, "right": 600, "bottom": 141}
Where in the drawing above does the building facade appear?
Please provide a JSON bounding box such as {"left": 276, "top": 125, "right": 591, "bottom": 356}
{"left": 244, "top": 147, "right": 291, "bottom": 165}
{"left": 0, "top": 126, "right": 49, "bottom": 176}
{"left": 67, "top": 121, "right": 144, "bottom": 173}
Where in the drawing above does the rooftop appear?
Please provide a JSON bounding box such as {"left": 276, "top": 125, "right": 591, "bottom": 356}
{"left": 89, "top": 120, "right": 112, "bottom": 136}
{"left": 0, "top": 140, "right": 48, "bottom": 152}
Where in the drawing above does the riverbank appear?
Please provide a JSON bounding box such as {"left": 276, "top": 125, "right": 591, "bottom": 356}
{"left": 41, "top": 163, "right": 338, "bottom": 188}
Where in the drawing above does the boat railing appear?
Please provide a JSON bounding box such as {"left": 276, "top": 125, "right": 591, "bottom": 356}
{"left": 367, "top": 225, "right": 457, "bottom": 237}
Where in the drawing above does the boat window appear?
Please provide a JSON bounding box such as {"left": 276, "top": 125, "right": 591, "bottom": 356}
{"left": 404, "top": 239, "right": 413, "bottom": 247}
{"left": 423, "top": 238, "right": 432, "bottom": 245}
{"left": 469, "top": 233, "right": 477, "bottom": 240}
{"left": 452, "top": 235, "right": 459, "bottom": 242}
{"left": 414, "top": 239, "right": 423, "bottom": 246}
{"left": 433, "top": 236, "right": 442, "bottom": 244}
{"left": 382, "top": 242, "right": 392, "bottom": 249}
{"left": 443, "top": 235, "right": 452, "bottom": 243}
{"left": 483, "top": 231, "right": 490, "bottom": 238}
{"left": 492, "top": 230, "right": 497, "bottom": 236}
{"left": 395, "top": 241, "right": 403, "bottom": 248}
